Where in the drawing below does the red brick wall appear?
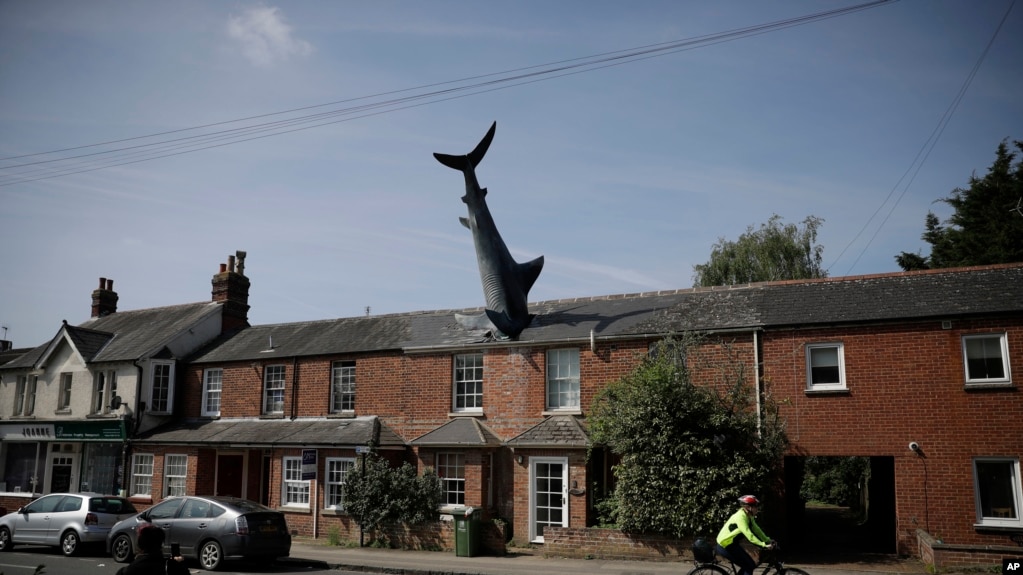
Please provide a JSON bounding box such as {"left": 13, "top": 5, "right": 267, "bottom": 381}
{"left": 765, "top": 318, "right": 1023, "bottom": 555}
{"left": 543, "top": 527, "right": 690, "bottom": 561}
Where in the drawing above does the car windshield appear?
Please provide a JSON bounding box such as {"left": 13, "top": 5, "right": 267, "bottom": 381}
{"left": 89, "top": 497, "right": 137, "bottom": 514}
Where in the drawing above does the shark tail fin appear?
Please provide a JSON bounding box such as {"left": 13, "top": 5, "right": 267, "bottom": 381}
{"left": 433, "top": 121, "right": 497, "bottom": 171}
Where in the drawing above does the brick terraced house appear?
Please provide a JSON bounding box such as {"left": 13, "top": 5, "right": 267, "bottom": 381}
{"left": 2, "top": 261, "right": 1021, "bottom": 568}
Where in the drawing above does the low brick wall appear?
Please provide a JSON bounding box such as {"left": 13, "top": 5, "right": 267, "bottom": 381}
{"left": 917, "top": 529, "right": 1023, "bottom": 571}
{"left": 366, "top": 517, "right": 509, "bottom": 555}
{"left": 543, "top": 527, "right": 691, "bottom": 562}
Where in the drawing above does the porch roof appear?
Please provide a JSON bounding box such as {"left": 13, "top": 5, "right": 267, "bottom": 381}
{"left": 505, "top": 415, "right": 589, "bottom": 449}
{"left": 409, "top": 417, "right": 503, "bottom": 447}
{"left": 134, "top": 415, "right": 406, "bottom": 449}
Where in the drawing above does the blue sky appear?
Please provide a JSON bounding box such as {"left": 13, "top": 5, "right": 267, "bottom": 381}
{"left": 2, "top": 0, "right": 1021, "bottom": 347}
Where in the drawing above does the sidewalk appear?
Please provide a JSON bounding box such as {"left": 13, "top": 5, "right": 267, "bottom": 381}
{"left": 285, "top": 538, "right": 934, "bottom": 575}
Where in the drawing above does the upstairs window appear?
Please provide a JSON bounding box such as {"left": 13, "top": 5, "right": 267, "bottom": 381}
{"left": 806, "top": 343, "right": 846, "bottom": 391}
{"left": 453, "top": 353, "right": 483, "bottom": 412}
{"left": 263, "top": 365, "right": 286, "bottom": 414}
{"left": 58, "top": 373, "right": 73, "bottom": 411}
{"left": 202, "top": 368, "right": 223, "bottom": 417}
{"left": 546, "top": 349, "right": 580, "bottom": 410}
{"left": 92, "top": 370, "right": 118, "bottom": 414}
{"left": 12, "top": 375, "right": 36, "bottom": 416}
{"left": 963, "top": 333, "right": 1010, "bottom": 385}
{"left": 973, "top": 458, "right": 1022, "bottom": 528}
{"left": 330, "top": 361, "right": 355, "bottom": 414}
{"left": 149, "top": 362, "right": 173, "bottom": 413}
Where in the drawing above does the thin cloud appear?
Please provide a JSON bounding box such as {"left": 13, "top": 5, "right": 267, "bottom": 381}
{"left": 226, "top": 4, "right": 313, "bottom": 67}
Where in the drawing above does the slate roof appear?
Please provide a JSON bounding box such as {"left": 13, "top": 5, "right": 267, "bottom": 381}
{"left": 135, "top": 416, "right": 406, "bottom": 448}
{"left": 1, "top": 302, "right": 222, "bottom": 370}
{"left": 410, "top": 418, "right": 503, "bottom": 447}
{"left": 187, "top": 264, "right": 1023, "bottom": 362}
{"left": 505, "top": 415, "right": 589, "bottom": 448}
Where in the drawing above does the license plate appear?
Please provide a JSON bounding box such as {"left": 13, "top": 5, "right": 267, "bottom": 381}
{"left": 259, "top": 525, "right": 278, "bottom": 533}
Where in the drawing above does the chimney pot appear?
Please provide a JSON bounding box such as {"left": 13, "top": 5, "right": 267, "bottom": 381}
{"left": 220, "top": 263, "right": 227, "bottom": 273}
{"left": 228, "top": 255, "right": 236, "bottom": 273}
{"left": 107, "top": 279, "right": 114, "bottom": 291}
{"left": 99, "top": 277, "right": 106, "bottom": 289}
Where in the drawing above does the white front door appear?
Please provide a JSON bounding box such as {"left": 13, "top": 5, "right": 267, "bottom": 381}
{"left": 46, "top": 453, "right": 79, "bottom": 493}
{"left": 529, "top": 457, "right": 568, "bottom": 543}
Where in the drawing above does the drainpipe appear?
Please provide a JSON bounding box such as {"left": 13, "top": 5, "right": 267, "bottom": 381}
{"left": 754, "top": 330, "right": 762, "bottom": 437}
{"left": 290, "top": 357, "right": 298, "bottom": 420}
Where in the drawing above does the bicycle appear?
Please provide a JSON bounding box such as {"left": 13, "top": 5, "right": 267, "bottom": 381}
{"left": 686, "top": 538, "right": 810, "bottom": 575}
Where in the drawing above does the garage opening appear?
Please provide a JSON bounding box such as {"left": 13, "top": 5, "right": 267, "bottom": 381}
{"left": 784, "top": 456, "right": 896, "bottom": 557}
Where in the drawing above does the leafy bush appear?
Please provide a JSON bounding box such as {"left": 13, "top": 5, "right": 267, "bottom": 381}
{"left": 341, "top": 452, "right": 442, "bottom": 533}
{"left": 589, "top": 335, "right": 787, "bottom": 537}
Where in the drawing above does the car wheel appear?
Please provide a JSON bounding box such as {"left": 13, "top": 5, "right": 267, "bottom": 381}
{"left": 111, "top": 533, "right": 134, "bottom": 563}
{"left": 0, "top": 526, "right": 13, "bottom": 551}
{"left": 199, "top": 540, "right": 223, "bottom": 571}
{"left": 61, "top": 529, "right": 81, "bottom": 556}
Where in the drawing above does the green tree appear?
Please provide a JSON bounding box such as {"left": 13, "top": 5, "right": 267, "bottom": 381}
{"left": 588, "top": 336, "right": 787, "bottom": 537}
{"left": 897, "top": 139, "right": 1023, "bottom": 270}
{"left": 800, "top": 456, "right": 869, "bottom": 509}
{"left": 341, "top": 453, "right": 442, "bottom": 536}
{"left": 693, "top": 215, "right": 827, "bottom": 287}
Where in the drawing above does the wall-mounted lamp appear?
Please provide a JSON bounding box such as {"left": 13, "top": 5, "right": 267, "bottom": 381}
{"left": 516, "top": 455, "right": 524, "bottom": 464}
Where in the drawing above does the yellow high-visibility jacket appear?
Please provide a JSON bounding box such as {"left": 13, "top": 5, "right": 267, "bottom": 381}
{"left": 716, "top": 508, "right": 771, "bottom": 548}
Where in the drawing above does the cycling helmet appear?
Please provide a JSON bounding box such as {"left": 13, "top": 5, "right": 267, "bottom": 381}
{"left": 738, "top": 495, "right": 761, "bottom": 506}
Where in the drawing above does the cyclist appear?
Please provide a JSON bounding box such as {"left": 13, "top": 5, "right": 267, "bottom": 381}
{"left": 715, "top": 495, "right": 776, "bottom": 575}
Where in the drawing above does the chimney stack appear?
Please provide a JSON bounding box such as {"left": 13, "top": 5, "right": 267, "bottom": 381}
{"left": 91, "top": 277, "right": 118, "bottom": 318}
{"left": 212, "top": 250, "right": 250, "bottom": 332}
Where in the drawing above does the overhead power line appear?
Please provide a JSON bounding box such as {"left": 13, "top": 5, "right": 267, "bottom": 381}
{"left": 0, "top": 0, "right": 897, "bottom": 188}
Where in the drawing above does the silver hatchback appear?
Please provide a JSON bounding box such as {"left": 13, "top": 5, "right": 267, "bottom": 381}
{"left": 0, "top": 493, "right": 138, "bottom": 556}
{"left": 107, "top": 495, "right": 291, "bottom": 571}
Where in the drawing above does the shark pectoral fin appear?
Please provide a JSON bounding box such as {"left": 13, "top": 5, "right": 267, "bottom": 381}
{"left": 460, "top": 217, "right": 470, "bottom": 229}
{"left": 485, "top": 309, "right": 516, "bottom": 338}
{"left": 518, "top": 255, "right": 545, "bottom": 294}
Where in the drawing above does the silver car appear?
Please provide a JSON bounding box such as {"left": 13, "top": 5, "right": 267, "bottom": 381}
{"left": 106, "top": 495, "right": 291, "bottom": 571}
{"left": 0, "top": 493, "right": 138, "bottom": 556}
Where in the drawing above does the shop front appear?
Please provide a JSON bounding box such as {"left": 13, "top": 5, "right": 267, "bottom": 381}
{"left": 0, "top": 420, "right": 127, "bottom": 498}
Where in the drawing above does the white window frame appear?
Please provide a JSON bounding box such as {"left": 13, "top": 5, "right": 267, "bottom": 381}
{"left": 12, "top": 375, "right": 28, "bottom": 416}
{"left": 962, "top": 333, "right": 1011, "bottom": 385}
{"left": 201, "top": 368, "right": 223, "bottom": 417}
{"left": 453, "top": 353, "right": 484, "bottom": 412}
{"left": 282, "top": 456, "right": 310, "bottom": 507}
{"left": 436, "top": 452, "right": 465, "bottom": 505}
{"left": 58, "top": 373, "right": 73, "bottom": 411}
{"left": 92, "top": 370, "right": 117, "bottom": 414}
{"left": 23, "top": 375, "right": 37, "bottom": 416}
{"left": 805, "top": 343, "right": 847, "bottom": 391}
{"left": 972, "top": 457, "right": 1022, "bottom": 528}
{"left": 330, "top": 361, "right": 355, "bottom": 414}
{"left": 149, "top": 362, "right": 174, "bottom": 414}
{"left": 131, "top": 453, "right": 154, "bottom": 497}
{"left": 263, "top": 365, "right": 286, "bottom": 414}
{"left": 164, "top": 454, "right": 188, "bottom": 497}
{"left": 325, "top": 457, "right": 355, "bottom": 510}
{"left": 546, "top": 348, "right": 580, "bottom": 411}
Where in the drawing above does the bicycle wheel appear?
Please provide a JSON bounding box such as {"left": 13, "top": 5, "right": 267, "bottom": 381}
{"left": 686, "top": 564, "right": 730, "bottom": 575}
{"left": 780, "top": 567, "right": 811, "bottom": 575}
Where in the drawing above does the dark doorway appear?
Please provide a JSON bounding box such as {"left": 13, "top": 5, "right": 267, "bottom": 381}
{"left": 216, "top": 454, "right": 244, "bottom": 498}
{"left": 784, "top": 456, "right": 896, "bottom": 558}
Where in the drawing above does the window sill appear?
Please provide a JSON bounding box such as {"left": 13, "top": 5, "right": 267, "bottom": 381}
{"left": 260, "top": 414, "right": 285, "bottom": 420}
{"left": 278, "top": 506, "right": 311, "bottom": 514}
{"left": 964, "top": 382, "right": 1014, "bottom": 391}
{"left": 542, "top": 410, "right": 582, "bottom": 416}
{"left": 320, "top": 508, "right": 349, "bottom": 517}
{"left": 973, "top": 522, "right": 1022, "bottom": 532}
{"left": 54, "top": 409, "right": 72, "bottom": 416}
{"left": 805, "top": 388, "right": 850, "bottom": 396}
{"left": 327, "top": 412, "right": 356, "bottom": 419}
{"left": 86, "top": 413, "right": 120, "bottom": 419}
{"left": 200, "top": 414, "right": 220, "bottom": 419}
{"left": 448, "top": 411, "right": 484, "bottom": 418}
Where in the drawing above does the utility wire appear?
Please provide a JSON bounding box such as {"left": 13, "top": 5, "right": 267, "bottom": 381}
{"left": 0, "top": 0, "right": 896, "bottom": 187}
{"left": 828, "top": 0, "right": 1016, "bottom": 274}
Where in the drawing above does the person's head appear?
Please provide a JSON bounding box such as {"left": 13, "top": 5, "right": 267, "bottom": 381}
{"left": 738, "top": 494, "right": 760, "bottom": 515}
{"left": 136, "top": 523, "right": 165, "bottom": 554}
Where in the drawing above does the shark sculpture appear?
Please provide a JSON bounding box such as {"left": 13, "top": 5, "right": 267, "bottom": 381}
{"left": 434, "top": 121, "right": 544, "bottom": 340}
